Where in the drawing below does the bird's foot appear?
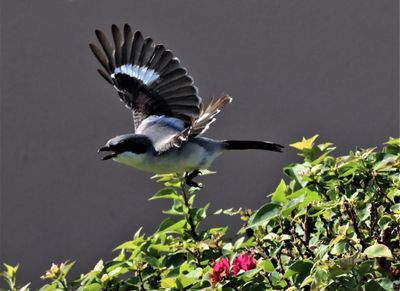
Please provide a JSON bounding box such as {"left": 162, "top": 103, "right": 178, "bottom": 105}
{"left": 185, "top": 170, "right": 202, "bottom": 188}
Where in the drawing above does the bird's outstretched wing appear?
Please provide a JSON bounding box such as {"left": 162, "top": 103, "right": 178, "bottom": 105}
{"left": 135, "top": 95, "right": 233, "bottom": 154}
{"left": 90, "top": 24, "right": 201, "bottom": 129}
{"left": 188, "top": 95, "right": 232, "bottom": 137}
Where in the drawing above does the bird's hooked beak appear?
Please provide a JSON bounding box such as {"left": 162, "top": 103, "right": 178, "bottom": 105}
{"left": 97, "top": 145, "right": 118, "bottom": 160}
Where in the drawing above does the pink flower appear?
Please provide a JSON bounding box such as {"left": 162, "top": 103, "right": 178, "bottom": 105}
{"left": 232, "top": 253, "right": 256, "bottom": 275}
{"left": 211, "top": 257, "right": 230, "bottom": 285}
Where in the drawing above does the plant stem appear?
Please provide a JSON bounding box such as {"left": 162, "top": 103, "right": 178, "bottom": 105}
{"left": 303, "top": 205, "right": 313, "bottom": 246}
{"left": 377, "top": 227, "right": 392, "bottom": 278}
{"left": 180, "top": 178, "right": 198, "bottom": 239}
{"left": 138, "top": 269, "right": 145, "bottom": 291}
{"left": 344, "top": 202, "right": 364, "bottom": 245}
{"left": 291, "top": 226, "right": 315, "bottom": 258}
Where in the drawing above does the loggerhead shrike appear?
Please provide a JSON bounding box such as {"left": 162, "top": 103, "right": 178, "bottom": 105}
{"left": 90, "top": 24, "right": 283, "bottom": 185}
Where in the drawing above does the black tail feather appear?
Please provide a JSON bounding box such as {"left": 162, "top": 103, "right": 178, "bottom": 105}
{"left": 224, "top": 140, "right": 284, "bottom": 152}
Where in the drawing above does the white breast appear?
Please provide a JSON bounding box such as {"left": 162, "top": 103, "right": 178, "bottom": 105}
{"left": 113, "top": 141, "right": 223, "bottom": 174}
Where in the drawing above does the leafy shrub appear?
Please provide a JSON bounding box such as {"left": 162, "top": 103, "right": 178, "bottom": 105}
{"left": 2, "top": 136, "right": 399, "bottom": 290}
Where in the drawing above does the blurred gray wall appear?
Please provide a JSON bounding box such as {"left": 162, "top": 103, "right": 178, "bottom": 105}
{"left": 1, "top": 0, "right": 398, "bottom": 288}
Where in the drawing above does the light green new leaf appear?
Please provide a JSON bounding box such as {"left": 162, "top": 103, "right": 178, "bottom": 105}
{"left": 385, "top": 138, "right": 400, "bottom": 145}
{"left": 114, "top": 241, "right": 138, "bottom": 251}
{"left": 290, "top": 135, "right": 319, "bottom": 150}
{"left": 271, "top": 179, "right": 288, "bottom": 203}
{"left": 261, "top": 259, "right": 275, "bottom": 273}
{"left": 83, "top": 283, "right": 102, "bottom": 291}
{"left": 38, "top": 283, "right": 58, "bottom": 291}
{"left": 160, "top": 277, "right": 176, "bottom": 288}
{"left": 363, "top": 244, "right": 393, "bottom": 259}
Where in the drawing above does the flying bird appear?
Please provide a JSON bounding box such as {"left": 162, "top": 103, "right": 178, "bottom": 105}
{"left": 90, "top": 24, "right": 283, "bottom": 186}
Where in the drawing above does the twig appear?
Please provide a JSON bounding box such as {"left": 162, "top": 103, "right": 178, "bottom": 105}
{"left": 344, "top": 203, "right": 364, "bottom": 245}
{"left": 320, "top": 216, "right": 332, "bottom": 237}
{"left": 291, "top": 228, "right": 314, "bottom": 258}
{"left": 265, "top": 274, "right": 275, "bottom": 288}
{"left": 303, "top": 205, "right": 313, "bottom": 246}
{"left": 377, "top": 227, "right": 392, "bottom": 278}
{"left": 180, "top": 178, "right": 198, "bottom": 240}
{"left": 378, "top": 188, "right": 395, "bottom": 205}
{"left": 138, "top": 269, "right": 145, "bottom": 291}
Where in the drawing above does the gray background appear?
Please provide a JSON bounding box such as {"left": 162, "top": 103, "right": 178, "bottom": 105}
{"left": 1, "top": 0, "right": 399, "bottom": 288}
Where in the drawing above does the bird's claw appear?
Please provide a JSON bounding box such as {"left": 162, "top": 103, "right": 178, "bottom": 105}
{"left": 185, "top": 170, "right": 202, "bottom": 188}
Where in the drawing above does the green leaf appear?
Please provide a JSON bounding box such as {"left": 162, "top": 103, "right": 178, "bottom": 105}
{"left": 160, "top": 277, "right": 176, "bottom": 288}
{"left": 284, "top": 164, "right": 310, "bottom": 187}
{"left": 133, "top": 227, "right": 143, "bottom": 239}
{"left": 373, "top": 153, "right": 397, "bottom": 171}
{"left": 221, "top": 243, "right": 233, "bottom": 255}
{"left": 283, "top": 260, "right": 313, "bottom": 286}
{"left": 337, "top": 161, "right": 362, "bottom": 177}
{"left": 158, "top": 218, "right": 186, "bottom": 234}
{"left": 377, "top": 216, "right": 393, "bottom": 229}
{"left": 149, "top": 188, "right": 181, "bottom": 201}
{"left": 390, "top": 203, "right": 400, "bottom": 214}
{"left": 162, "top": 198, "right": 184, "bottom": 216}
{"left": 233, "top": 237, "right": 245, "bottom": 250}
{"left": 84, "top": 283, "right": 102, "bottom": 291}
{"left": 365, "top": 278, "right": 394, "bottom": 291}
{"left": 114, "top": 241, "right": 138, "bottom": 251}
{"left": 385, "top": 137, "right": 400, "bottom": 145}
{"left": 150, "top": 244, "right": 172, "bottom": 252}
{"left": 375, "top": 278, "right": 395, "bottom": 290}
{"left": 177, "top": 268, "right": 202, "bottom": 288}
{"left": 3, "top": 263, "right": 18, "bottom": 278}
{"left": 192, "top": 203, "right": 209, "bottom": 224}
{"left": 355, "top": 203, "right": 371, "bottom": 222}
{"left": 62, "top": 261, "right": 75, "bottom": 277}
{"left": 237, "top": 268, "right": 260, "bottom": 281}
{"left": 271, "top": 179, "right": 288, "bottom": 203}
{"left": 290, "top": 135, "right": 319, "bottom": 151}
{"left": 247, "top": 203, "right": 281, "bottom": 228}
{"left": 38, "top": 283, "right": 58, "bottom": 291}
{"left": 363, "top": 244, "right": 393, "bottom": 259}
{"left": 282, "top": 188, "right": 321, "bottom": 217}
{"left": 261, "top": 259, "right": 275, "bottom": 273}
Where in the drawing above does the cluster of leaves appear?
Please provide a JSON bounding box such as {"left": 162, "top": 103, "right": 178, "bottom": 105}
{"left": 1, "top": 136, "right": 399, "bottom": 290}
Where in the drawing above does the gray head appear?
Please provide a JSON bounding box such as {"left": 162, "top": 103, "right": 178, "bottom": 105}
{"left": 98, "top": 134, "right": 154, "bottom": 160}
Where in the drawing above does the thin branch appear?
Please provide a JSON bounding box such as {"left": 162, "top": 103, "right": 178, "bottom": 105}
{"left": 291, "top": 228, "right": 314, "bottom": 258}
{"left": 377, "top": 227, "right": 392, "bottom": 278}
{"left": 344, "top": 202, "right": 364, "bottom": 246}
{"left": 180, "top": 178, "right": 198, "bottom": 240}
{"left": 303, "top": 205, "right": 313, "bottom": 246}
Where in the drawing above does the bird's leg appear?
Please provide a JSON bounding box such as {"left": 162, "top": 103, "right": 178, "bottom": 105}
{"left": 185, "top": 170, "right": 202, "bottom": 188}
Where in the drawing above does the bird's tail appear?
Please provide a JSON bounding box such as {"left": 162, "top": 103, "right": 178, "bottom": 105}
{"left": 224, "top": 140, "right": 284, "bottom": 152}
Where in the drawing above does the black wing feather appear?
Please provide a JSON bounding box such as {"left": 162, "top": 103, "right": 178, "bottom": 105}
{"left": 90, "top": 24, "right": 202, "bottom": 129}
{"left": 121, "top": 24, "right": 133, "bottom": 64}
{"left": 129, "top": 31, "right": 144, "bottom": 66}
{"left": 111, "top": 24, "right": 123, "bottom": 67}
{"left": 95, "top": 30, "right": 115, "bottom": 71}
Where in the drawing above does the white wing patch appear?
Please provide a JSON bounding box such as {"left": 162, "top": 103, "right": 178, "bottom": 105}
{"left": 113, "top": 64, "right": 160, "bottom": 85}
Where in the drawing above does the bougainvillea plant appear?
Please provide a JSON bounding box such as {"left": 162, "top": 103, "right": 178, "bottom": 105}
{"left": 1, "top": 136, "right": 399, "bottom": 290}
